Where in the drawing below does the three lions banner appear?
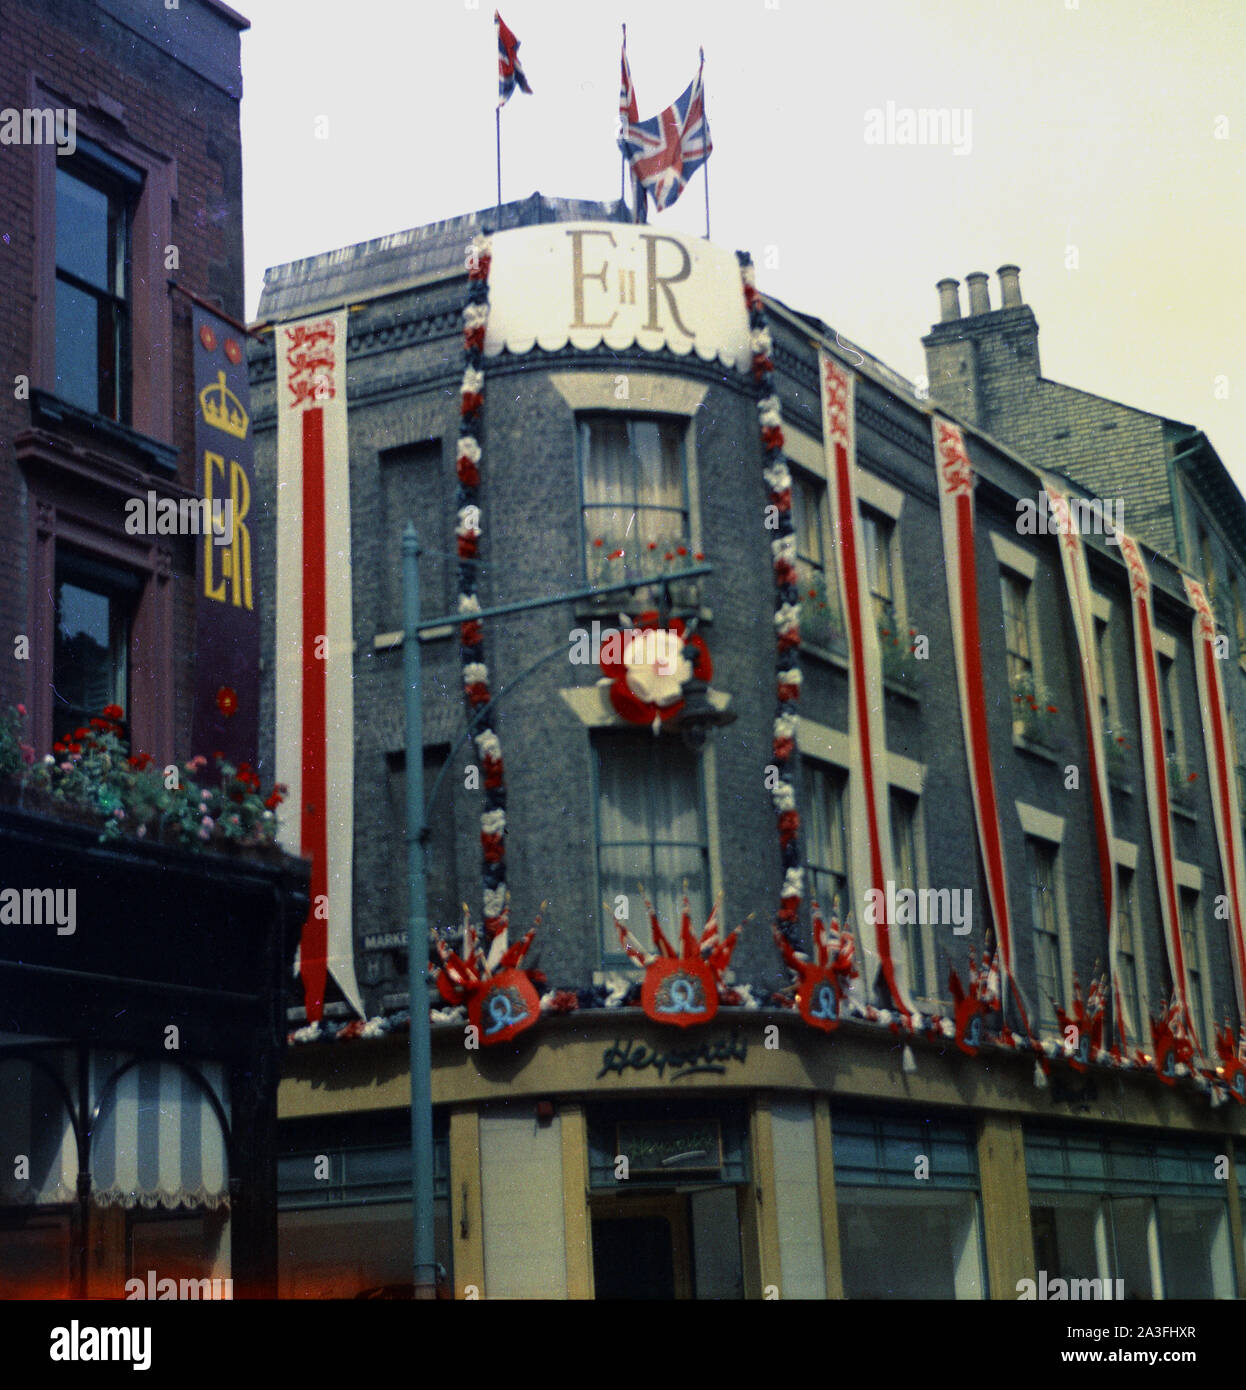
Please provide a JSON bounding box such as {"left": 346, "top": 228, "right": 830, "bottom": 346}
{"left": 820, "top": 352, "right": 913, "bottom": 1018}
{"left": 1042, "top": 479, "right": 1126, "bottom": 1046}
{"left": 275, "top": 309, "right": 363, "bottom": 1022}
{"left": 1118, "top": 532, "right": 1198, "bottom": 1053}
{"left": 933, "top": 417, "right": 1031, "bottom": 1034}
{"left": 1183, "top": 575, "right": 1246, "bottom": 1025}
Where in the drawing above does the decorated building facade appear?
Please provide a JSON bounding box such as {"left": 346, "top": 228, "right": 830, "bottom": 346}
{"left": 0, "top": 0, "right": 307, "bottom": 1299}
{"left": 254, "top": 196, "right": 1246, "bottom": 1300}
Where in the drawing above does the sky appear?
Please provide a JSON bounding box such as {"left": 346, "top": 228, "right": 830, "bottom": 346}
{"left": 239, "top": 0, "right": 1246, "bottom": 486}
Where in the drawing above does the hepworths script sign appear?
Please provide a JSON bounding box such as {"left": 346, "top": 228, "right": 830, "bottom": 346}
{"left": 483, "top": 223, "right": 751, "bottom": 370}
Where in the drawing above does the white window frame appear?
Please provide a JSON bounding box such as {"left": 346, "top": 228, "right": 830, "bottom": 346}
{"left": 1017, "top": 804, "right": 1071, "bottom": 1035}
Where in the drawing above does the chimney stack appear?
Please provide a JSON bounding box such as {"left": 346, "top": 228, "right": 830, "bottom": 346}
{"left": 965, "top": 271, "right": 990, "bottom": 316}
{"left": 936, "top": 278, "right": 962, "bottom": 322}
{"left": 998, "top": 264, "right": 1023, "bottom": 308}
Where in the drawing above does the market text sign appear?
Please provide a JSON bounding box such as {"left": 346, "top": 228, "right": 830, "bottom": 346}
{"left": 483, "top": 222, "right": 751, "bottom": 370}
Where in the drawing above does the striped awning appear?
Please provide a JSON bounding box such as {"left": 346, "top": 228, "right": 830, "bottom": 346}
{"left": 0, "top": 1054, "right": 78, "bottom": 1206}
{"left": 89, "top": 1053, "right": 231, "bottom": 1210}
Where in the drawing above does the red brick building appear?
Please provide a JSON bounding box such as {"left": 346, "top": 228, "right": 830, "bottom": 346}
{"left": 0, "top": 0, "right": 307, "bottom": 1300}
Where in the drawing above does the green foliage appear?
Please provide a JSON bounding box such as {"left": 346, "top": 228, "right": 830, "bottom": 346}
{"left": 0, "top": 704, "right": 287, "bottom": 853}
{"left": 1010, "top": 673, "right": 1061, "bottom": 746}
{"left": 797, "top": 565, "right": 845, "bottom": 652}
{"left": 877, "top": 601, "right": 922, "bottom": 687}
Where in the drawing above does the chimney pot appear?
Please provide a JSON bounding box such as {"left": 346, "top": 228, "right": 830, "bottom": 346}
{"left": 965, "top": 272, "right": 990, "bottom": 316}
{"left": 936, "top": 278, "right": 961, "bottom": 322}
{"left": 998, "top": 264, "right": 1023, "bottom": 308}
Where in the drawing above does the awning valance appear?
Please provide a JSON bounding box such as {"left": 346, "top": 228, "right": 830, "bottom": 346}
{"left": 0, "top": 1055, "right": 77, "bottom": 1206}
{"left": 90, "top": 1054, "right": 231, "bottom": 1210}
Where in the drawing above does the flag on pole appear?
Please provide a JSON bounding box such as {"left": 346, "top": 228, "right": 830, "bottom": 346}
{"left": 621, "top": 49, "right": 712, "bottom": 212}
{"left": 496, "top": 10, "right": 532, "bottom": 108}
{"left": 619, "top": 25, "right": 638, "bottom": 125}
{"left": 618, "top": 25, "right": 646, "bottom": 222}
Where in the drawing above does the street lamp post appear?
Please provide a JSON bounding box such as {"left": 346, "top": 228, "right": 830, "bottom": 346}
{"left": 402, "top": 525, "right": 714, "bottom": 1298}
{"left": 402, "top": 526, "right": 438, "bottom": 1299}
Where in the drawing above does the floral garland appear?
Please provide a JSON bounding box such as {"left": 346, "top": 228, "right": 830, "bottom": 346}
{"left": 285, "top": 981, "right": 1243, "bottom": 1105}
{"left": 737, "top": 251, "right": 804, "bottom": 948}
{"left": 457, "top": 232, "right": 509, "bottom": 940}
{"left": 1, "top": 702, "right": 286, "bottom": 852}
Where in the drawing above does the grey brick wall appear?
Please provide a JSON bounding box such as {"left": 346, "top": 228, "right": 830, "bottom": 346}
{"left": 250, "top": 232, "right": 1243, "bottom": 1040}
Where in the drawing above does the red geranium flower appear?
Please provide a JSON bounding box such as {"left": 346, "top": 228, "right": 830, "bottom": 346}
{"left": 102, "top": 704, "right": 124, "bottom": 721}
{"left": 216, "top": 686, "right": 239, "bottom": 719}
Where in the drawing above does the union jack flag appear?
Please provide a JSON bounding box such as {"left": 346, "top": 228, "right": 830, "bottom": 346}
{"left": 618, "top": 25, "right": 646, "bottom": 221}
{"left": 621, "top": 51, "right": 712, "bottom": 213}
{"left": 495, "top": 10, "right": 532, "bottom": 108}
{"left": 619, "top": 24, "right": 638, "bottom": 127}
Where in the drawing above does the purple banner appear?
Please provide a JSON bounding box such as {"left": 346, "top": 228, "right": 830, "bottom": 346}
{"left": 191, "top": 305, "right": 259, "bottom": 768}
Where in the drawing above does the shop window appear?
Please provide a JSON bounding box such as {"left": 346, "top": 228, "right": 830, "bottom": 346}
{"left": 277, "top": 1119, "right": 452, "bottom": 1298}
{"left": 0, "top": 1209, "right": 73, "bottom": 1299}
{"left": 54, "top": 148, "right": 141, "bottom": 422}
{"left": 832, "top": 1111, "right": 985, "bottom": 1300}
{"left": 127, "top": 1210, "right": 230, "bottom": 1295}
{"left": 594, "top": 732, "right": 708, "bottom": 962}
{"left": 1026, "top": 1129, "right": 1235, "bottom": 1299}
{"left": 579, "top": 415, "right": 689, "bottom": 583}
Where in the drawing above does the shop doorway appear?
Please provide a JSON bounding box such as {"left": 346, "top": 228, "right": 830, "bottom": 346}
{"left": 589, "top": 1187, "right": 744, "bottom": 1299}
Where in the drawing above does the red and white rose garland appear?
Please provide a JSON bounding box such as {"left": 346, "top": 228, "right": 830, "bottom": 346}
{"left": 456, "top": 233, "right": 510, "bottom": 941}
{"left": 737, "top": 251, "right": 805, "bottom": 948}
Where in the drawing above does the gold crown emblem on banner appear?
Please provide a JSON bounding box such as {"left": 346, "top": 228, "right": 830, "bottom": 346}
{"left": 200, "top": 370, "right": 249, "bottom": 440}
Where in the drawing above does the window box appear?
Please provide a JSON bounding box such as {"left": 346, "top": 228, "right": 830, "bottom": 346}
{"left": 878, "top": 602, "right": 923, "bottom": 693}
{"left": 586, "top": 537, "right": 704, "bottom": 613}
{"left": 1010, "top": 674, "right": 1062, "bottom": 751}
{"left": 798, "top": 566, "right": 846, "bottom": 655}
{"left": 1167, "top": 757, "right": 1200, "bottom": 811}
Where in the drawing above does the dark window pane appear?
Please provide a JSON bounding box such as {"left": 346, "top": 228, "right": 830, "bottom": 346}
{"left": 55, "top": 168, "right": 111, "bottom": 289}
{"left": 54, "top": 279, "right": 99, "bottom": 413}
{"left": 52, "top": 556, "right": 133, "bottom": 740}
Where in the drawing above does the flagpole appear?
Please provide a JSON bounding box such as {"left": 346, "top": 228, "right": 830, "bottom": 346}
{"left": 700, "top": 47, "right": 710, "bottom": 240}
{"left": 703, "top": 157, "right": 711, "bottom": 241}
{"left": 495, "top": 106, "right": 502, "bottom": 216}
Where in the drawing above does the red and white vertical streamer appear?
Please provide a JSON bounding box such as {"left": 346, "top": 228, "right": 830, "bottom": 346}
{"left": 820, "top": 353, "right": 912, "bottom": 1018}
{"left": 1118, "top": 533, "right": 1198, "bottom": 1052}
{"left": 1042, "top": 480, "right": 1126, "bottom": 1047}
{"left": 933, "top": 419, "right": 1031, "bottom": 1032}
{"left": 1183, "top": 575, "right": 1246, "bottom": 1024}
{"left": 275, "top": 309, "right": 363, "bottom": 1023}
